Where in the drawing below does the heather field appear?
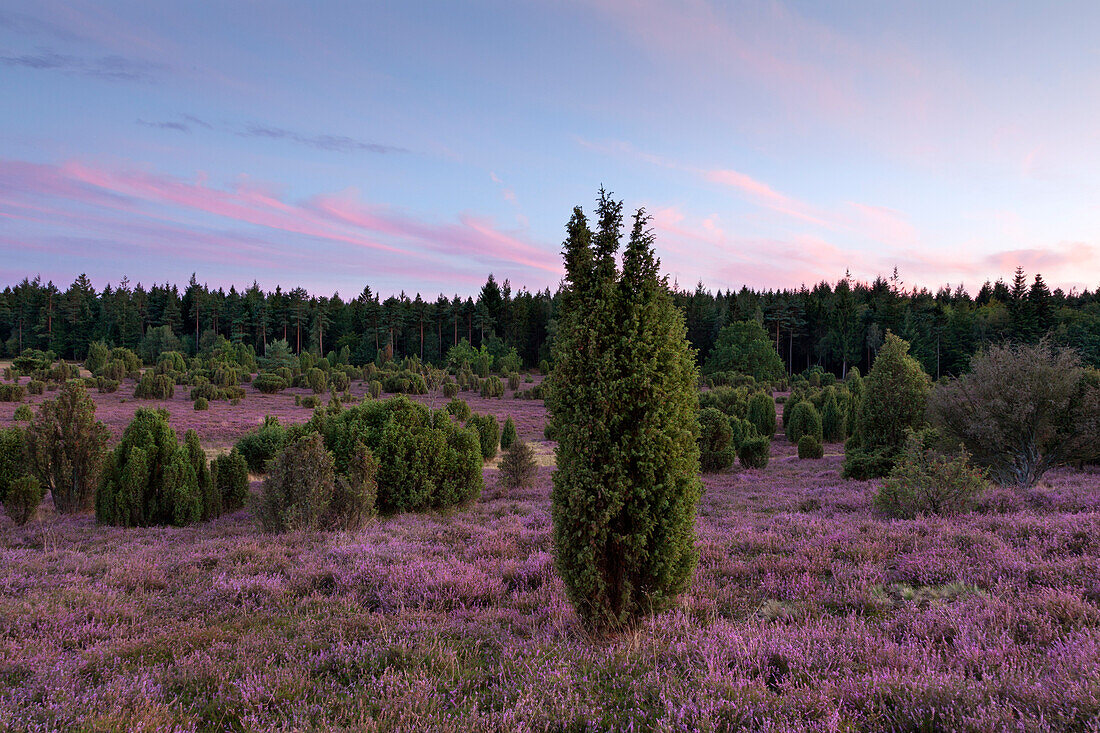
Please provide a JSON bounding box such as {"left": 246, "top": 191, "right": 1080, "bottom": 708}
{"left": 2, "top": 383, "right": 1100, "bottom": 731}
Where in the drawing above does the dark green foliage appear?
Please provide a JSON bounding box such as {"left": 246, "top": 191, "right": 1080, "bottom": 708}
{"left": 738, "top": 436, "right": 771, "bottom": 469}
{"left": 928, "top": 341, "right": 1100, "bottom": 488}
{"left": 312, "top": 396, "right": 482, "bottom": 514}
{"left": 704, "top": 320, "right": 785, "bottom": 383}
{"left": 27, "top": 380, "right": 45, "bottom": 395}
{"left": 84, "top": 341, "right": 110, "bottom": 375}
{"left": 475, "top": 353, "right": 490, "bottom": 378}
{"left": 110, "top": 348, "right": 142, "bottom": 374}
{"left": 0, "top": 384, "right": 25, "bottom": 402}
{"left": 548, "top": 193, "right": 701, "bottom": 634}
{"left": 256, "top": 433, "right": 336, "bottom": 532}
{"left": 13, "top": 405, "right": 32, "bottom": 422}
{"left": 157, "top": 350, "right": 187, "bottom": 373}
{"left": 307, "top": 367, "right": 328, "bottom": 394}
{"left": 821, "top": 390, "right": 846, "bottom": 442}
{"left": 380, "top": 370, "right": 427, "bottom": 395}
{"left": 698, "top": 386, "right": 751, "bottom": 419}
{"left": 330, "top": 371, "right": 350, "bottom": 393}
{"left": 746, "top": 392, "right": 777, "bottom": 438}
{"left": 234, "top": 416, "right": 287, "bottom": 473}
{"left": 843, "top": 333, "right": 930, "bottom": 480}
{"left": 467, "top": 413, "right": 500, "bottom": 460}
{"left": 446, "top": 397, "right": 471, "bottom": 421}
{"left": 13, "top": 349, "right": 54, "bottom": 374}
{"left": 481, "top": 375, "right": 504, "bottom": 398}
{"left": 252, "top": 373, "right": 287, "bottom": 394}
{"left": 100, "top": 360, "right": 127, "bottom": 382}
{"left": 507, "top": 373, "right": 521, "bottom": 391}
{"left": 4, "top": 476, "right": 44, "bottom": 526}
{"left": 369, "top": 380, "right": 383, "bottom": 399}
{"left": 539, "top": 359, "right": 550, "bottom": 374}
{"left": 875, "top": 431, "right": 989, "bottom": 518}
{"left": 500, "top": 416, "right": 517, "bottom": 450}
{"left": 25, "top": 382, "right": 109, "bottom": 514}
{"left": 497, "top": 348, "right": 522, "bottom": 374}
{"left": 134, "top": 373, "right": 174, "bottom": 400}
{"left": 499, "top": 440, "right": 538, "bottom": 491}
{"left": 0, "top": 427, "right": 27, "bottom": 504}
{"left": 330, "top": 441, "right": 378, "bottom": 530}
{"left": 797, "top": 434, "right": 824, "bottom": 460}
{"left": 301, "top": 395, "right": 321, "bottom": 408}
{"left": 184, "top": 430, "right": 218, "bottom": 520}
{"left": 442, "top": 381, "right": 458, "bottom": 398}
{"left": 728, "top": 415, "right": 756, "bottom": 451}
{"left": 193, "top": 397, "right": 208, "bottom": 411}
{"left": 212, "top": 449, "right": 250, "bottom": 513}
{"left": 96, "top": 409, "right": 209, "bottom": 527}
{"left": 785, "top": 401, "right": 822, "bottom": 444}
{"left": 698, "top": 407, "right": 737, "bottom": 472}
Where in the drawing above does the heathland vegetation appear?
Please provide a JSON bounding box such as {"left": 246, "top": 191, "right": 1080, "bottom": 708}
{"left": 2, "top": 192, "right": 1100, "bottom": 729}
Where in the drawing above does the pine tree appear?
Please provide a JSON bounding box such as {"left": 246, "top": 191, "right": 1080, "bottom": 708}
{"left": 547, "top": 190, "right": 701, "bottom": 634}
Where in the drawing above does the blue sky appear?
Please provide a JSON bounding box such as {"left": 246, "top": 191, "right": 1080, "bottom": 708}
{"left": 2, "top": 0, "right": 1098, "bottom": 296}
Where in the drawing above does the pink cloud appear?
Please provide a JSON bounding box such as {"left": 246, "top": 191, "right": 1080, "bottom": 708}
{"left": 0, "top": 158, "right": 560, "bottom": 292}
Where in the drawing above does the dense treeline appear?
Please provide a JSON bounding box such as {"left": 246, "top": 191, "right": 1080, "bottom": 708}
{"left": 3, "top": 265, "right": 1098, "bottom": 376}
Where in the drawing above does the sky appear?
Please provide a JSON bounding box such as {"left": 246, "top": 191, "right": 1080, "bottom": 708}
{"left": 1, "top": 0, "right": 1099, "bottom": 298}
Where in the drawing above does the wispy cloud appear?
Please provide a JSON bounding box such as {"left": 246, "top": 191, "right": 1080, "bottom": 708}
{"left": 0, "top": 50, "right": 166, "bottom": 82}
{"left": 134, "top": 114, "right": 406, "bottom": 154}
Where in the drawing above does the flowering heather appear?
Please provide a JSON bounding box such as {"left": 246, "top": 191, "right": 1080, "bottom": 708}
{"left": 1, "top": 383, "right": 1100, "bottom": 730}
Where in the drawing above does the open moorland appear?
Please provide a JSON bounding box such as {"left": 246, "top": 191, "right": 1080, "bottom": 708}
{"left": 2, "top": 375, "right": 1100, "bottom": 732}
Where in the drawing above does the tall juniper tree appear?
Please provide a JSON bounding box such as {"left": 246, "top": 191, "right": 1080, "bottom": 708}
{"left": 547, "top": 190, "right": 701, "bottom": 634}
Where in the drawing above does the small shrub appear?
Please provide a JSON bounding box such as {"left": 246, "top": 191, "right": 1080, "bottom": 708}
{"left": 256, "top": 433, "right": 336, "bottom": 532}
{"left": 500, "top": 416, "right": 518, "bottom": 450}
{"left": 213, "top": 449, "right": 250, "bottom": 513}
{"left": 27, "top": 380, "right": 45, "bottom": 396}
{"left": 329, "top": 441, "right": 378, "bottom": 530}
{"left": 442, "top": 382, "right": 458, "bottom": 398}
{"left": 85, "top": 341, "right": 110, "bottom": 375}
{"left": 96, "top": 378, "right": 119, "bottom": 393}
{"left": 738, "top": 436, "right": 770, "bottom": 469}
{"left": 746, "top": 392, "right": 777, "bottom": 438}
{"left": 4, "top": 476, "right": 44, "bottom": 526}
{"left": 193, "top": 397, "right": 209, "bottom": 411}
{"left": 307, "top": 367, "right": 328, "bottom": 394}
{"left": 0, "top": 427, "right": 27, "bottom": 504}
{"left": 786, "top": 401, "right": 822, "bottom": 444}
{"left": 0, "top": 384, "right": 26, "bottom": 402}
{"left": 468, "top": 413, "right": 500, "bottom": 460}
{"left": 369, "top": 380, "right": 383, "bottom": 399}
{"left": 821, "top": 391, "right": 846, "bottom": 442}
{"left": 539, "top": 359, "right": 550, "bottom": 374}
{"left": 252, "top": 373, "right": 287, "bottom": 394}
{"left": 234, "top": 416, "right": 287, "bottom": 473}
{"left": 797, "top": 434, "right": 824, "bottom": 459}
{"left": 481, "top": 375, "right": 504, "bottom": 398}
{"left": 134, "top": 373, "right": 174, "bottom": 400}
{"left": 330, "top": 371, "right": 350, "bottom": 393}
{"left": 874, "top": 431, "right": 990, "bottom": 518}
{"left": 13, "top": 405, "right": 33, "bottom": 422}
{"left": 507, "top": 373, "right": 521, "bottom": 391}
{"left": 499, "top": 440, "right": 537, "bottom": 490}
{"left": 446, "top": 397, "right": 471, "bottom": 421}
{"left": 699, "top": 407, "right": 736, "bottom": 472}
{"left": 301, "top": 395, "right": 321, "bottom": 409}
{"left": 26, "top": 382, "right": 109, "bottom": 514}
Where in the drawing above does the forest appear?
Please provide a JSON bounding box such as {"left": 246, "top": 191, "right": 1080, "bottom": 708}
{"left": 3, "top": 265, "right": 1098, "bottom": 379}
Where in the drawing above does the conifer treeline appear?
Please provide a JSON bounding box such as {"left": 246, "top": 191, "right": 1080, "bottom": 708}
{"left": 2, "top": 266, "right": 1097, "bottom": 377}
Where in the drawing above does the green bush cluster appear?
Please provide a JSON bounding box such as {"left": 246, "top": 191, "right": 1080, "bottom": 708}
{"left": 24, "top": 383, "right": 109, "bottom": 514}
{"left": 446, "top": 397, "right": 471, "bottom": 421}
{"left": 746, "top": 392, "right": 777, "bottom": 438}
{"left": 738, "top": 436, "right": 771, "bottom": 469}
{"left": 467, "top": 413, "right": 500, "bottom": 460}
{"left": 4, "top": 476, "right": 44, "bottom": 526}
{"left": 698, "top": 407, "right": 737, "bottom": 472}
{"left": 252, "top": 373, "right": 287, "bottom": 394}
{"left": 193, "top": 397, "right": 209, "bottom": 411}
{"left": 96, "top": 411, "right": 224, "bottom": 527}
{"left": 798, "top": 434, "right": 824, "bottom": 459}
{"left": 480, "top": 375, "right": 504, "bottom": 398}
{"left": 27, "top": 380, "right": 45, "bottom": 395}
{"left": 212, "top": 449, "right": 250, "bottom": 513}
{"left": 0, "top": 384, "right": 25, "bottom": 402}
{"left": 234, "top": 416, "right": 288, "bottom": 473}
{"left": 134, "top": 373, "right": 174, "bottom": 400}
{"left": 874, "top": 430, "right": 989, "bottom": 518}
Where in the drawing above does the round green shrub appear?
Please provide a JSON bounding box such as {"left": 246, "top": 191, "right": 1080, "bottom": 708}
{"left": 786, "top": 401, "right": 822, "bottom": 444}
{"left": 467, "top": 413, "right": 500, "bottom": 460}
{"left": 256, "top": 433, "right": 336, "bottom": 532}
{"left": 442, "top": 381, "right": 458, "bottom": 398}
{"left": 797, "top": 434, "right": 824, "bottom": 459}
{"left": 27, "top": 380, "right": 45, "bottom": 396}
{"left": 234, "top": 416, "right": 288, "bottom": 473}
{"left": 212, "top": 449, "right": 250, "bottom": 513}
{"left": 252, "top": 373, "right": 287, "bottom": 394}
{"left": 0, "top": 384, "right": 26, "bottom": 402}
{"left": 193, "top": 397, "right": 209, "bottom": 411}
{"left": 134, "top": 373, "right": 174, "bottom": 400}
{"left": 746, "top": 392, "right": 777, "bottom": 438}
{"left": 301, "top": 395, "right": 321, "bottom": 409}
{"left": 446, "top": 397, "right": 471, "bottom": 421}
{"left": 738, "top": 436, "right": 771, "bottom": 469}
{"left": 500, "top": 416, "right": 518, "bottom": 450}
{"left": 499, "top": 440, "right": 537, "bottom": 490}
{"left": 698, "top": 407, "right": 736, "bottom": 472}
{"left": 874, "top": 431, "right": 989, "bottom": 518}
{"left": 3, "top": 475, "right": 44, "bottom": 526}
{"left": 13, "top": 405, "right": 33, "bottom": 422}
